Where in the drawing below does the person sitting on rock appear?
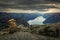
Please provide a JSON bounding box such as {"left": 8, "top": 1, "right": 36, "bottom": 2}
{"left": 8, "top": 19, "right": 17, "bottom": 34}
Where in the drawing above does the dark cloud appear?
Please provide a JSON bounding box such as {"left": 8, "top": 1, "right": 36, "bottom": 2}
{"left": 0, "top": 0, "right": 44, "bottom": 4}
{"left": 0, "top": 0, "right": 60, "bottom": 4}
{"left": 0, "top": 4, "right": 60, "bottom": 12}
{"left": 0, "top": 0, "right": 60, "bottom": 11}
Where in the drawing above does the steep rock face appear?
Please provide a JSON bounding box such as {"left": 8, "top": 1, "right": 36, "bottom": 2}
{"left": 43, "top": 13, "right": 60, "bottom": 24}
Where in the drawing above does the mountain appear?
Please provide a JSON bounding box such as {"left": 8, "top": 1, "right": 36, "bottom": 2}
{"left": 0, "top": 12, "right": 60, "bottom": 28}
{"left": 43, "top": 13, "right": 60, "bottom": 24}
{"left": 43, "top": 13, "right": 53, "bottom": 18}
{"left": 0, "top": 12, "right": 41, "bottom": 28}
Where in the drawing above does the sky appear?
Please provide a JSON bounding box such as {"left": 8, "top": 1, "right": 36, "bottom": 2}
{"left": 0, "top": 0, "right": 60, "bottom": 4}
{"left": 0, "top": 4, "right": 60, "bottom": 14}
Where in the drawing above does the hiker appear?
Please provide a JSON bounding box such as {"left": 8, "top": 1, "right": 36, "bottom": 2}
{"left": 8, "top": 19, "right": 17, "bottom": 33}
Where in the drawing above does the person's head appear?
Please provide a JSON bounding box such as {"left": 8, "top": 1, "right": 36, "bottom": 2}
{"left": 8, "top": 19, "right": 16, "bottom": 24}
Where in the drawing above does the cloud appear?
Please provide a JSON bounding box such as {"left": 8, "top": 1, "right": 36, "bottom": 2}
{"left": 28, "top": 16, "right": 46, "bottom": 25}
{"left": 0, "top": 4, "right": 60, "bottom": 14}
{"left": 1, "top": 8, "right": 60, "bottom": 14}
{"left": 0, "top": 0, "right": 46, "bottom": 4}
{"left": 48, "top": 8, "right": 60, "bottom": 13}
{"left": 0, "top": 0, "right": 60, "bottom": 5}
{"left": 0, "top": 8, "right": 48, "bottom": 13}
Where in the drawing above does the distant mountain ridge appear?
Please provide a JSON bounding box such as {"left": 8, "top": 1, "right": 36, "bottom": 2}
{"left": 43, "top": 13, "right": 60, "bottom": 24}
{"left": 0, "top": 12, "right": 60, "bottom": 28}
